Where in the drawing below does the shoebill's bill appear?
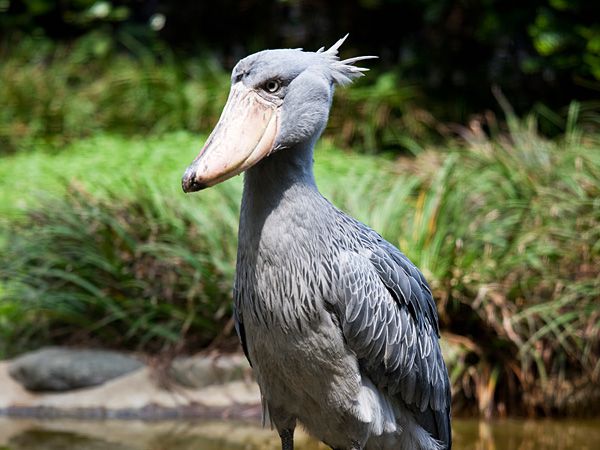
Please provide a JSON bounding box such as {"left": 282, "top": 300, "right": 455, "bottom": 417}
{"left": 181, "top": 36, "right": 452, "bottom": 450}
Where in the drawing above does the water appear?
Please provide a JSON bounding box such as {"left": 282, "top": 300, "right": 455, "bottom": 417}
{"left": 0, "top": 417, "right": 599, "bottom": 450}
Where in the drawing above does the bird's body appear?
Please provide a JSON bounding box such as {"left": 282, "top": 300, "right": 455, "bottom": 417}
{"left": 182, "top": 36, "right": 451, "bottom": 450}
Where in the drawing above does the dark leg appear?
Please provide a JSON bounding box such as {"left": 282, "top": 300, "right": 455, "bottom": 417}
{"left": 280, "top": 428, "right": 294, "bottom": 450}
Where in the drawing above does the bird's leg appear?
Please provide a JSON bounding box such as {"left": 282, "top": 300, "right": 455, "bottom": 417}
{"left": 271, "top": 405, "right": 296, "bottom": 450}
{"left": 279, "top": 427, "right": 295, "bottom": 450}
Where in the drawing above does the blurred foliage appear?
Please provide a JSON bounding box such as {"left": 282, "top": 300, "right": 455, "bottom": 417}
{"left": 1, "top": 0, "right": 599, "bottom": 120}
{"left": 527, "top": 1, "right": 600, "bottom": 79}
{"left": 1, "top": 34, "right": 597, "bottom": 156}
{"left": 0, "top": 115, "right": 598, "bottom": 416}
{"left": 0, "top": 36, "right": 437, "bottom": 154}
{"left": 0, "top": 0, "right": 135, "bottom": 37}
{"left": 0, "top": 35, "right": 230, "bottom": 153}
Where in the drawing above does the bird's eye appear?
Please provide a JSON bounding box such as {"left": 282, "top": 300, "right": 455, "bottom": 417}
{"left": 264, "top": 80, "right": 280, "bottom": 93}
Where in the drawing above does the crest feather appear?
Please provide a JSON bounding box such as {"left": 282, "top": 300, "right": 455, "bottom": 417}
{"left": 317, "top": 34, "right": 377, "bottom": 86}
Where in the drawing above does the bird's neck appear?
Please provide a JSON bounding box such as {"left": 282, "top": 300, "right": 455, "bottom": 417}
{"left": 242, "top": 140, "right": 318, "bottom": 213}
{"left": 239, "top": 139, "right": 325, "bottom": 248}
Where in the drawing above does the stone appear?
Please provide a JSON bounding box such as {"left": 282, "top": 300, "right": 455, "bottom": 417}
{"left": 169, "top": 353, "right": 250, "bottom": 389}
{"left": 8, "top": 347, "right": 144, "bottom": 392}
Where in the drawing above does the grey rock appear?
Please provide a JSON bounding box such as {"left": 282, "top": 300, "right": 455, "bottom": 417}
{"left": 169, "top": 354, "right": 250, "bottom": 389}
{"left": 8, "top": 347, "right": 144, "bottom": 392}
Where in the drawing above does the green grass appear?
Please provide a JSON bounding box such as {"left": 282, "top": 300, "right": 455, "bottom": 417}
{"left": 1, "top": 120, "right": 599, "bottom": 416}
{"left": 0, "top": 132, "right": 204, "bottom": 217}
{"left": 0, "top": 132, "right": 385, "bottom": 215}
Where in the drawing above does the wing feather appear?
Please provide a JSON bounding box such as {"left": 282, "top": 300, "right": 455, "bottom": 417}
{"left": 333, "top": 248, "right": 451, "bottom": 448}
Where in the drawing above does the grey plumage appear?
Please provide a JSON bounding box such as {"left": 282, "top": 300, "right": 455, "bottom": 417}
{"left": 182, "top": 36, "right": 451, "bottom": 450}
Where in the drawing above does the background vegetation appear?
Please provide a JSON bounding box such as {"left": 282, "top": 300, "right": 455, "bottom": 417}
{"left": 0, "top": 0, "right": 599, "bottom": 418}
{"left": 2, "top": 0, "right": 599, "bottom": 118}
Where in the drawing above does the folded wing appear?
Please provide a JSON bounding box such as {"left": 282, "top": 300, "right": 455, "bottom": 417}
{"left": 333, "top": 244, "right": 451, "bottom": 448}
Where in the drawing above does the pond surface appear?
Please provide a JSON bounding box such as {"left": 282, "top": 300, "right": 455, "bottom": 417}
{"left": 0, "top": 417, "right": 599, "bottom": 450}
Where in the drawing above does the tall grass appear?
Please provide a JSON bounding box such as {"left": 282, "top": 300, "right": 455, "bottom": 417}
{"left": 338, "top": 107, "right": 600, "bottom": 417}
{"left": 1, "top": 180, "right": 240, "bottom": 354}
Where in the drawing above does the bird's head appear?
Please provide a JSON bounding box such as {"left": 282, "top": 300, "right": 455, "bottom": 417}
{"left": 182, "top": 35, "right": 376, "bottom": 192}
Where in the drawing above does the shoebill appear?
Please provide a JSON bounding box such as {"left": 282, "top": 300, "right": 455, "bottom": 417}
{"left": 182, "top": 36, "right": 452, "bottom": 450}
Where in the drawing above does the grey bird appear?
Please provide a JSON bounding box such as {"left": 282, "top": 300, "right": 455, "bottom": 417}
{"left": 181, "top": 36, "right": 452, "bottom": 450}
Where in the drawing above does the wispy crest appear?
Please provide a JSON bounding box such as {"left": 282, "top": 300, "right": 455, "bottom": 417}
{"left": 317, "top": 34, "right": 378, "bottom": 86}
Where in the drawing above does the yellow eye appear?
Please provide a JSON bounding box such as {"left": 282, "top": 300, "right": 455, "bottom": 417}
{"left": 265, "top": 80, "right": 280, "bottom": 93}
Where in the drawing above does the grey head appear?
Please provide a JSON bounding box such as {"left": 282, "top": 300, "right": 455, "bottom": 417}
{"left": 182, "top": 35, "right": 376, "bottom": 192}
